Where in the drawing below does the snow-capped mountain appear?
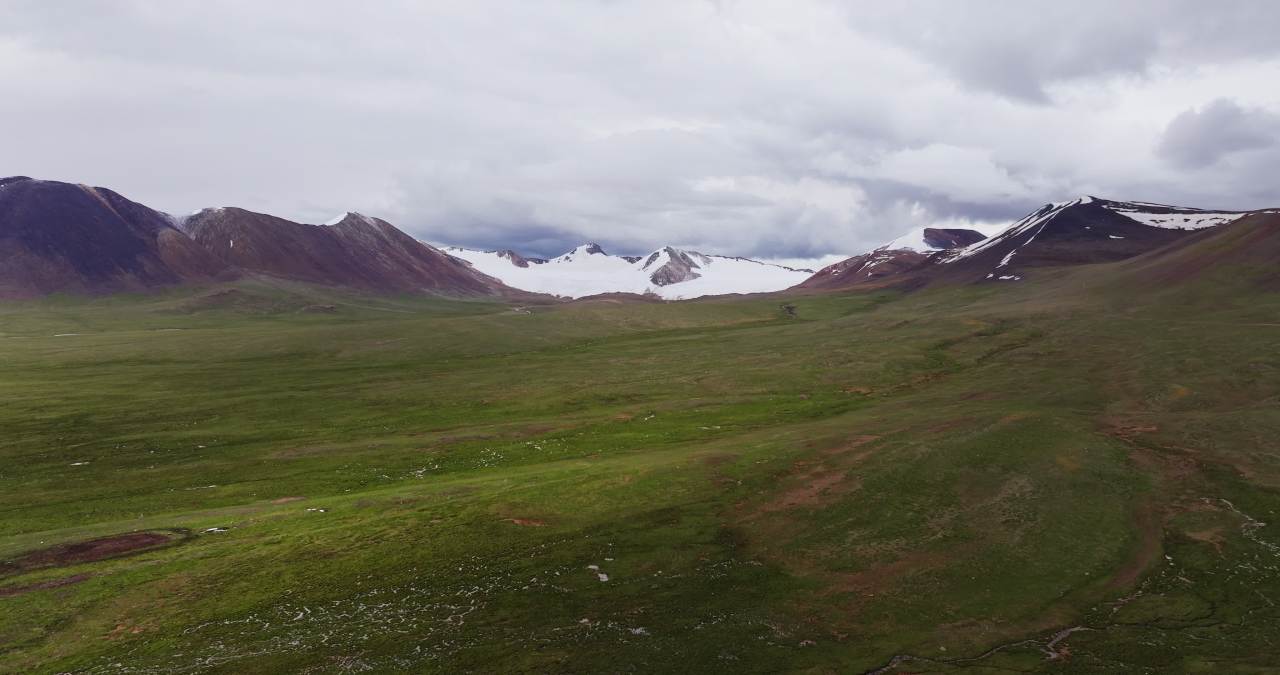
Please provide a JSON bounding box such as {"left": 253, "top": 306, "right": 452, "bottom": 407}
{"left": 795, "top": 196, "right": 1272, "bottom": 291}
{"left": 878, "top": 227, "right": 989, "bottom": 253}
{"left": 938, "top": 196, "right": 1259, "bottom": 282}
{"left": 794, "top": 226, "right": 988, "bottom": 291}
{"left": 442, "top": 242, "right": 813, "bottom": 299}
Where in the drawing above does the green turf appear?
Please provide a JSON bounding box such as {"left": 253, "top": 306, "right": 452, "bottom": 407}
{"left": 1, "top": 272, "right": 1278, "bottom": 673}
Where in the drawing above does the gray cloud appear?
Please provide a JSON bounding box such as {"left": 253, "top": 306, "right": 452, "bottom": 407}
{"left": 845, "top": 1, "right": 1280, "bottom": 103}
{"left": 1158, "top": 99, "right": 1280, "bottom": 169}
{"left": 2, "top": 1, "right": 1280, "bottom": 261}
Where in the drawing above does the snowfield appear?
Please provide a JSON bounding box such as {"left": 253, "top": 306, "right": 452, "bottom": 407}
{"left": 441, "top": 244, "right": 813, "bottom": 299}
{"left": 1100, "top": 204, "right": 1247, "bottom": 230}
{"left": 879, "top": 227, "right": 943, "bottom": 253}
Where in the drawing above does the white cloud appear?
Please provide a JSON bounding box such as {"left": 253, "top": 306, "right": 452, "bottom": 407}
{"left": 2, "top": 1, "right": 1278, "bottom": 258}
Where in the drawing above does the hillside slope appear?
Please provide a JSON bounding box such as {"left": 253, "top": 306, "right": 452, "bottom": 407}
{"left": 1107, "top": 211, "right": 1280, "bottom": 293}
{"left": 935, "top": 196, "right": 1259, "bottom": 283}
{"left": 795, "top": 227, "right": 986, "bottom": 291}
{"left": 0, "top": 177, "right": 230, "bottom": 297}
{"left": 181, "top": 209, "right": 513, "bottom": 296}
{"left": 4, "top": 251, "right": 1280, "bottom": 672}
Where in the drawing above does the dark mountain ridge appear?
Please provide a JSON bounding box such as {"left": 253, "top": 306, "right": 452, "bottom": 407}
{"left": 794, "top": 196, "right": 1274, "bottom": 292}
{"left": 0, "top": 177, "right": 521, "bottom": 298}
{"left": 181, "top": 209, "right": 509, "bottom": 295}
{"left": 0, "top": 177, "right": 230, "bottom": 297}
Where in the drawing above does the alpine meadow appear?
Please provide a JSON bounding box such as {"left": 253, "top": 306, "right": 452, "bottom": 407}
{"left": 4, "top": 2, "right": 1280, "bottom": 673}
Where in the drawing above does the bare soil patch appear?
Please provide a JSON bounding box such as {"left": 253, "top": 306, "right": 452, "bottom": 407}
{"left": 2, "top": 531, "right": 182, "bottom": 576}
{"left": 821, "top": 435, "right": 881, "bottom": 458}
{"left": 759, "top": 469, "right": 853, "bottom": 512}
{"left": 1108, "top": 499, "right": 1164, "bottom": 590}
{"left": 0, "top": 573, "right": 91, "bottom": 597}
{"left": 748, "top": 436, "right": 881, "bottom": 515}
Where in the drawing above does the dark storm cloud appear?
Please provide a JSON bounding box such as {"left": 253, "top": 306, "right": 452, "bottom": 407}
{"left": 2, "top": 1, "right": 1280, "bottom": 262}
{"left": 1158, "top": 99, "right": 1280, "bottom": 169}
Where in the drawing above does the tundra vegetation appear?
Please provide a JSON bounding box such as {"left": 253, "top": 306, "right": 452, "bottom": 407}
{"left": 1, "top": 255, "right": 1278, "bottom": 672}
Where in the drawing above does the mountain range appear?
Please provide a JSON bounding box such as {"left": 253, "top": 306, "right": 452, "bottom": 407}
{"left": 0, "top": 177, "right": 511, "bottom": 298}
{"left": 443, "top": 243, "right": 815, "bottom": 299}
{"left": 1, "top": 175, "right": 1276, "bottom": 300}
{"left": 798, "top": 196, "right": 1270, "bottom": 291}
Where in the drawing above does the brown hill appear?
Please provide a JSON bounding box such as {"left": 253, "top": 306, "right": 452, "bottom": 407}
{"left": 180, "top": 209, "right": 512, "bottom": 296}
{"left": 1107, "top": 211, "right": 1280, "bottom": 293}
{"left": 795, "top": 249, "right": 931, "bottom": 291}
{"left": 794, "top": 227, "right": 986, "bottom": 292}
{"left": 0, "top": 177, "right": 230, "bottom": 297}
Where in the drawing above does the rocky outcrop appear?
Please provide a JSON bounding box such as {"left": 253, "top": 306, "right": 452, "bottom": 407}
{"left": 641, "top": 247, "right": 711, "bottom": 286}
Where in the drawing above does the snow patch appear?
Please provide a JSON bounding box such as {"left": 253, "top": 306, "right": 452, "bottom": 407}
{"left": 878, "top": 227, "right": 939, "bottom": 253}
{"left": 442, "top": 243, "right": 810, "bottom": 299}
{"left": 1104, "top": 206, "right": 1244, "bottom": 230}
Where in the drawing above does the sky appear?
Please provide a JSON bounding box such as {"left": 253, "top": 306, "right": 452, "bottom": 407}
{"left": 3, "top": 1, "right": 1280, "bottom": 262}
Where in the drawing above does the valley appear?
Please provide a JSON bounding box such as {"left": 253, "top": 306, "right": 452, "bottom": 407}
{"left": 2, "top": 215, "right": 1279, "bottom": 671}
{"left": 8, "top": 4, "right": 1280, "bottom": 672}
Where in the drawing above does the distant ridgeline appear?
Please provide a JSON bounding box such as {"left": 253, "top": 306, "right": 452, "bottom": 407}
{"left": 1, "top": 176, "right": 1275, "bottom": 299}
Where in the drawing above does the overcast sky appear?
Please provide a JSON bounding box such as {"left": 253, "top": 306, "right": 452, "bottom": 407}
{"left": 4, "top": 1, "right": 1280, "bottom": 261}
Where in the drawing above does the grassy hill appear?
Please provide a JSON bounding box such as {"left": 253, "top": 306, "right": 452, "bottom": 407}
{"left": 2, "top": 222, "right": 1279, "bottom": 672}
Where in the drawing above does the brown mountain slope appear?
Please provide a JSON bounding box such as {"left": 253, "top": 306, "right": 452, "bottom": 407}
{"left": 0, "top": 177, "right": 230, "bottom": 297}
{"left": 795, "top": 249, "right": 931, "bottom": 291}
{"left": 797, "top": 197, "right": 1270, "bottom": 294}
{"left": 1107, "top": 211, "right": 1280, "bottom": 293}
{"left": 794, "top": 227, "right": 986, "bottom": 292}
{"left": 180, "top": 209, "right": 513, "bottom": 296}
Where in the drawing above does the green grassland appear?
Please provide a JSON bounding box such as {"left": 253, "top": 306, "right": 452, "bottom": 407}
{"left": 1, "top": 269, "right": 1278, "bottom": 673}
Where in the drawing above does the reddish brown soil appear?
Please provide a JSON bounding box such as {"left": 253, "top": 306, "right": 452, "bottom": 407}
{"left": 0, "top": 573, "right": 91, "bottom": 597}
{"left": 759, "top": 469, "right": 853, "bottom": 512}
{"left": 1108, "top": 499, "right": 1164, "bottom": 590}
{"left": 3, "top": 532, "right": 177, "bottom": 575}
{"left": 927, "top": 418, "right": 975, "bottom": 434}
{"left": 508, "top": 518, "right": 546, "bottom": 527}
{"left": 1099, "top": 420, "right": 1208, "bottom": 590}
{"left": 823, "top": 546, "right": 972, "bottom": 598}
{"left": 796, "top": 249, "right": 931, "bottom": 291}
{"left": 748, "top": 436, "right": 881, "bottom": 515}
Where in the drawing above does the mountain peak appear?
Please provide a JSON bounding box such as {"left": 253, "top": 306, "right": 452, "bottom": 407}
{"left": 879, "top": 226, "right": 986, "bottom": 253}
{"left": 323, "top": 211, "right": 380, "bottom": 228}
{"left": 641, "top": 246, "right": 711, "bottom": 286}
{"left": 0, "top": 176, "right": 231, "bottom": 296}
